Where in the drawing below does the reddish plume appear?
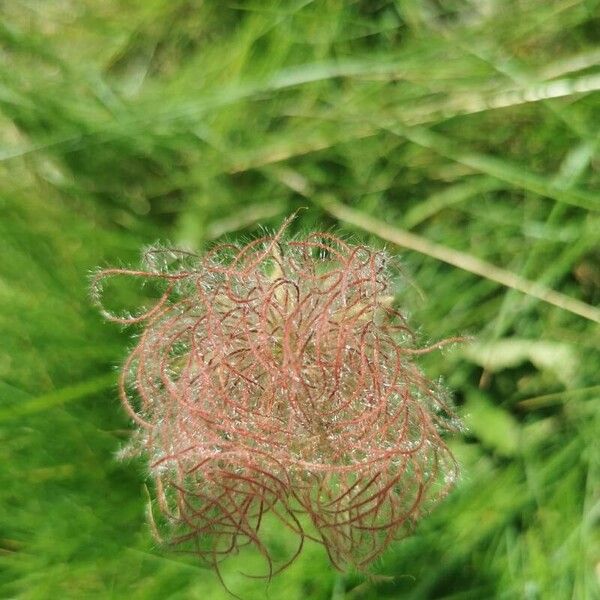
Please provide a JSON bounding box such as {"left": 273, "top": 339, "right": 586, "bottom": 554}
{"left": 92, "top": 218, "right": 461, "bottom": 579}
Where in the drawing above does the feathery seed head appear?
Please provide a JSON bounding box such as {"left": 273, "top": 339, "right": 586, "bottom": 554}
{"left": 92, "top": 217, "right": 461, "bottom": 578}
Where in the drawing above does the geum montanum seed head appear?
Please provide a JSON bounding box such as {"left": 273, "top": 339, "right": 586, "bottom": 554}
{"left": 92, "top": 217, "right": 462, "bottom": 583}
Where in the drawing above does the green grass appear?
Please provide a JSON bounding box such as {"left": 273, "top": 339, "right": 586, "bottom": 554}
{"left": 1, "top": 1, "right": 599, "bottom": 598}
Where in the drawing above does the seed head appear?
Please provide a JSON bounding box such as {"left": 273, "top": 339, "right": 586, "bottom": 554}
{"left": 92, "top": 218, "right": 461, "bottom": 580}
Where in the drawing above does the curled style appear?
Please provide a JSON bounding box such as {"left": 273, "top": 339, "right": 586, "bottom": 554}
{"left": 92, "top": 218, "right": 461, "bottom": 580}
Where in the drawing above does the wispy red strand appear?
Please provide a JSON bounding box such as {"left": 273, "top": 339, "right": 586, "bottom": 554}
{"left": 92, "top": 218, "right": 461, "bottom": 579}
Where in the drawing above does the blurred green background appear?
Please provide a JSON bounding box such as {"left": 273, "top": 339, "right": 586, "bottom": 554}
{"left": 1, "top": 1, "right": 599, "bottom": 598}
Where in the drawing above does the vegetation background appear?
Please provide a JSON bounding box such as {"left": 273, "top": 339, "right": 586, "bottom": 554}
{"left": 1, "top": 0, "right": 599, "bottom": 598}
